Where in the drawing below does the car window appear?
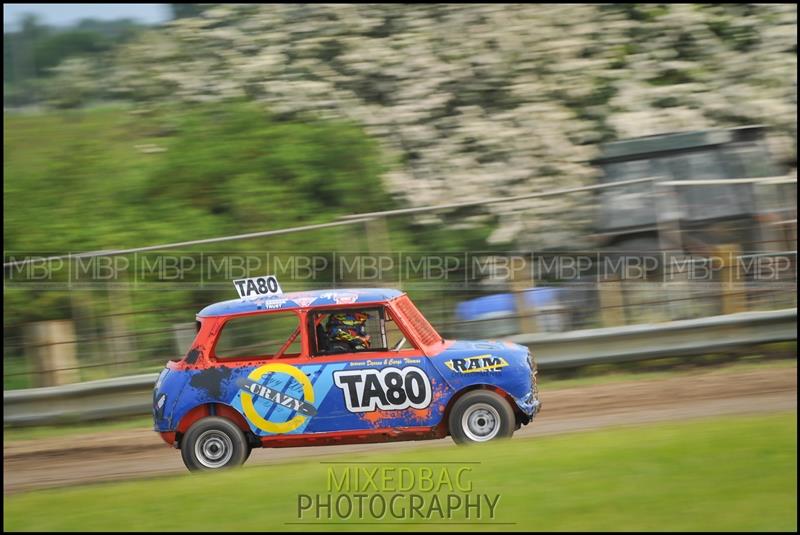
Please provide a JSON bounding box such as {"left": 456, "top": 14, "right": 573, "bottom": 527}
{"left": 214, "top": 312, "right": 301, "bottom": 359}
{"left": 393, "top": 296, "right": 442, "bottom": 346}
{"left": 384, "top": 309, "right": 408, "bottom": 350}
{"left": 309, "top": 307, "right": 382, "bottom": 355}
{"left": 309, "top": 306, "right": 418, "bottom": 356}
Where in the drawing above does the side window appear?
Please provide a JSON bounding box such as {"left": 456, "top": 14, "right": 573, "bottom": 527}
{"left": 384, "top": 309, "right": 408, "bottom": 350}
{"left": 311, "top": 307, "right": 383, "bottom": 355}
{"left": 213, "top": 312, "right": 301, "bottom": 359}
{"left": 309, "top": 307, "right": 417, "bottom": 356}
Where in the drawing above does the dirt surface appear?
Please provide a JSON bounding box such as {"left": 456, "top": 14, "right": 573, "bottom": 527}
{"left": 4, "top": 366, "right": 796, "bottom": 495}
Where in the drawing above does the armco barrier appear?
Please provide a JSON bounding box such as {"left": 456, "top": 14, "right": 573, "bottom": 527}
{"left": 4, "top": 308, "right": 796, "bottom": 426}
{"left": 510, "top": 308, "right": 797, "bottom": 369}
{"left": 3, "top": 373, "right": 158, "bottom": 427}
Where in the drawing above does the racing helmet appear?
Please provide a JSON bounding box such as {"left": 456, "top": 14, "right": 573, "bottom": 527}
{"left": 325, "top": 311, "right": 371, "bottom": 351}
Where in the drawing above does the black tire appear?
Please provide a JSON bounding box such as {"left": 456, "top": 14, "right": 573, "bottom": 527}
{"left": 181, "top": 416, "right": 249, "bottom": 472}
{"left": 449, "top": 390, "right": 516, "bottom": 445}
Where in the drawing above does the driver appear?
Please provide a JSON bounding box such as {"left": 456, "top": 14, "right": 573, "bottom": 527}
{"left": 325, "top": 311, "right": 371, "bottom": 353}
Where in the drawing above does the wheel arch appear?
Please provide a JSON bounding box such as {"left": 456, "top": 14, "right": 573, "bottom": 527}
{"left": 174, "top": 403, "right": 257, "bottom": 448}
{"left": 440, "top": 384, "right": 525, "bottom": 435}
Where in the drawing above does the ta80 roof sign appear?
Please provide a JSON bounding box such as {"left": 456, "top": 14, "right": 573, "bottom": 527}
{"left": 233, "top": 275, "right": 283, "bottom": 299}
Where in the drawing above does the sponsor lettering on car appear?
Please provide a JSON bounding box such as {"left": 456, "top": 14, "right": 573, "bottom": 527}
{"left": 333, "top": 366, "right": 432, "bottom": 413}
{"left": 445, "top": 355, "right": 509, "bottom": 373}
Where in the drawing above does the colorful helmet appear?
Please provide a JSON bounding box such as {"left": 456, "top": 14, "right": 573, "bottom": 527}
{"left": 326, "top": 312, "right": 371, "bottom": 350}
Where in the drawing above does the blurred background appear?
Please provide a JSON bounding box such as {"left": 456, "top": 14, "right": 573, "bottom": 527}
{"left": 3, "top": 4, "right": 797, "bottom": 390}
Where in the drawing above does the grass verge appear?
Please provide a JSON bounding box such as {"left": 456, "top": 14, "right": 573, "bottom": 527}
{"left": 4, "top": 412, "right": 796, "bottom": 531}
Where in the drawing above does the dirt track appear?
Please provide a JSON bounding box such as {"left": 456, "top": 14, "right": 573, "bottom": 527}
{"left": 4, "top": 366, "right": 796, "bottom": 495}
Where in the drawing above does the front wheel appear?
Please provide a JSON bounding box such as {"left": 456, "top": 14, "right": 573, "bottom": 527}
{"left": 181, "top": 416, "right": 249, "bottom": 472}
{"left": 449, "top": 390, "right": 516, "bottom": 445}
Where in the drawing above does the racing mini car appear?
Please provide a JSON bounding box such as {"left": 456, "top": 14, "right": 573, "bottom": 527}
{"left": 153, "top": 276, "right": 541, "bottom": 471}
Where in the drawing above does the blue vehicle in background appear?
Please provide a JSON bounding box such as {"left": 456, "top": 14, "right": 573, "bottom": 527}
{"left": 454, "top": 287, "right": 570, "bottom": 339}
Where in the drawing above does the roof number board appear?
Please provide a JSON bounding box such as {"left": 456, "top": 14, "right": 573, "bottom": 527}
{"left": 233, "top": 276, "right": 283, "bottom": 299}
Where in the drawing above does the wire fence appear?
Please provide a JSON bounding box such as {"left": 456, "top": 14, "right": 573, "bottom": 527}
{"left": 4, "top": 175, "right": 797, "bottom": 389}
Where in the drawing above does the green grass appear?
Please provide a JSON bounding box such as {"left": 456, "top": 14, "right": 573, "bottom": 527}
{"left": 4, "top": 412, "right": 796, "bottom": 532}
{"left": 4, "top": 358, "right": 795, "bottom": 442}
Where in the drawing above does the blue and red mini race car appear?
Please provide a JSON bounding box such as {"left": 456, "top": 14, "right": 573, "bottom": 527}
{"left": 153, "top": 277, "right": 541, "bottom": 471}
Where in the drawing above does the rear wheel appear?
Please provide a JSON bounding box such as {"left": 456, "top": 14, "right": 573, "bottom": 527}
{"left": 181, "top": 416, "right": 249, "bottom": 472}
{"left": 449, "top": 390, "right": 516, "bottom": 445}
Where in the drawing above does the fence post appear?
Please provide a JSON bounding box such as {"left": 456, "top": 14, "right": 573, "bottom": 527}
{"left": 106, "top": 286, "right": 133, "bottom": 374}
{"left": 512, "top": 256, "right": 537, "bottom": 333}
{"left": 25, "top": 320, "right": 79, "bottom": 387}
{"left": 598, "top": 276, "right": 625, "bottom": 327}
{"left": 717, "top": 244, "right": 744, "bottom": 314}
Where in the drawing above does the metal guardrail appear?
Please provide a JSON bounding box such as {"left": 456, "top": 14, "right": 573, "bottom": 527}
{"left": 3, "top": 308, "right": 796, "bottom": 427}
{"left": 510, "top": 308, "right": 797, "bottom": 369}
{"left": 3, "top": 373, "right": 158, "bottom": 427}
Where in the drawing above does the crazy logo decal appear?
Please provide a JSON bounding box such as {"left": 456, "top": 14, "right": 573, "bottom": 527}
{"left": 334, "top": 366, "right": 432, "bottom": 413}
{"left": 238, "top": 363, "right": 315, "bottom": 433}
{"left": 445, "top": 355, "right": 509, "bottom": 373}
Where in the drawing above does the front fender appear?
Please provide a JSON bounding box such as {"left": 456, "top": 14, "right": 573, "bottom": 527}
{"left": 430, "top": 340, "right": 537, "bottom": 417}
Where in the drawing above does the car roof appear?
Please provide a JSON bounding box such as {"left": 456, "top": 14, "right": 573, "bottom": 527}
{"left": 197, "top": 288, "right": 405, "bottom": 317}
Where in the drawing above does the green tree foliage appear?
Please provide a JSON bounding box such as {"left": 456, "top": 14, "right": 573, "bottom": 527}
{"left": 4, "top": 103, "right": 497, "bottom": 385}
{"left": 3, "top": 102, "right": 386, "bottom": 321}
{"left": 3, "top": 16, "right": 147, "bottom": 106}
{"left": 149, "top": 102, "right": 391, "bottom": 222}
{"left": 3, "top": 103, "right": 391, "bottom": 381}
{"left": 31, "top": 30, "right": 111, "bottom": 74}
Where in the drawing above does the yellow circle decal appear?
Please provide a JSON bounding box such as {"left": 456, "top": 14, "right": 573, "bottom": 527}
{"left": 241, "top": 363, "right": 315, "bottom": 434}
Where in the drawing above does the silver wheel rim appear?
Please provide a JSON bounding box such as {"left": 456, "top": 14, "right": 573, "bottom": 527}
{"left": 461, "top": 402, "right": 501, "bottom": 442}
{"left": 195, "top": 430, "right": 233, "bottom": 468}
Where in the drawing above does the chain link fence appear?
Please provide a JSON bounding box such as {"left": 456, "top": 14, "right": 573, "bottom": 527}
{"left": 4, "top": 177, "right": 796, "bottom": 389}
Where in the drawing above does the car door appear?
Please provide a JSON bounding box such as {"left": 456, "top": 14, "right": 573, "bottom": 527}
{"left": 299, "top": 305, "right": 452, "bottom": 434}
